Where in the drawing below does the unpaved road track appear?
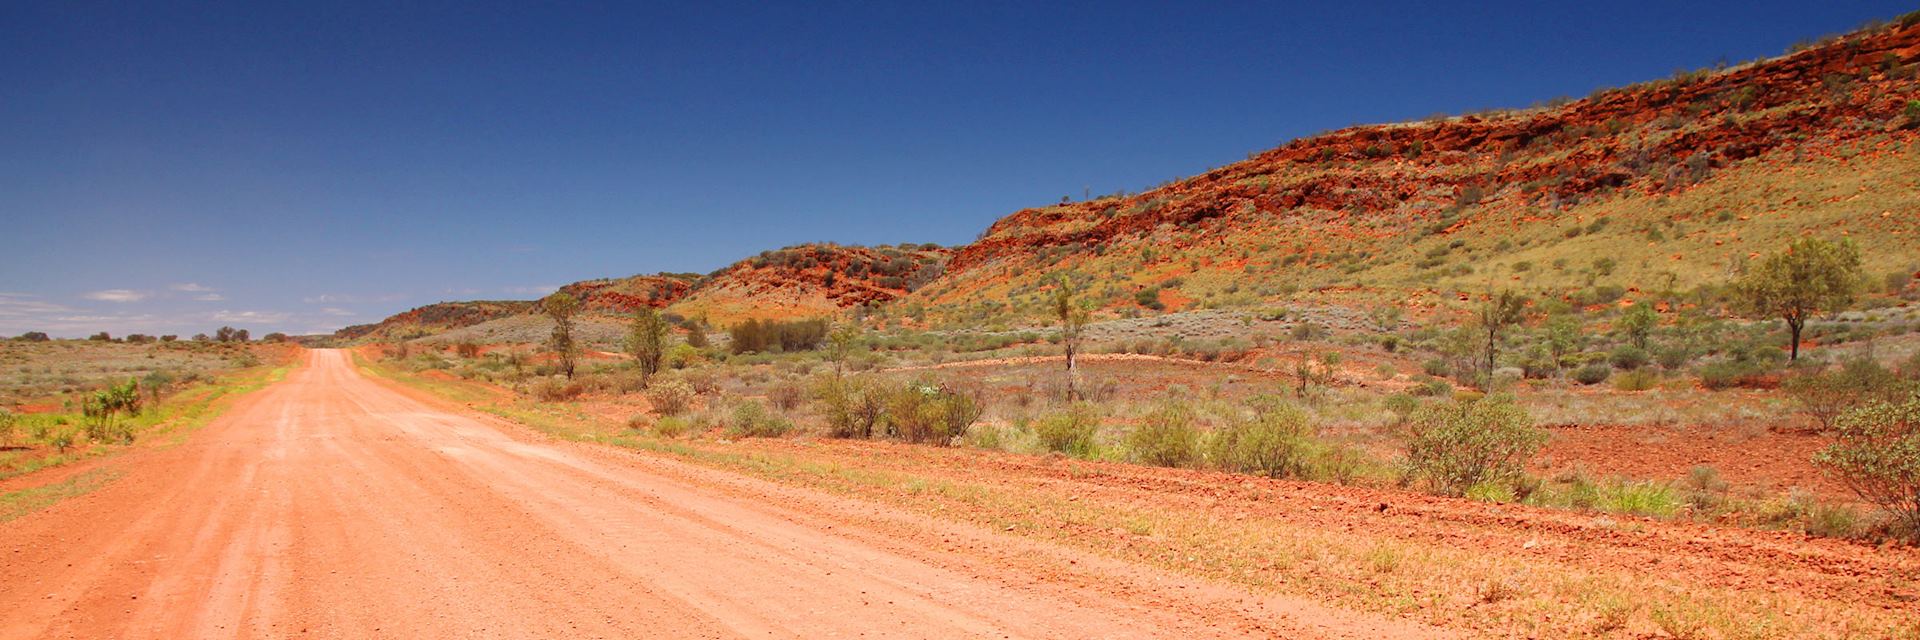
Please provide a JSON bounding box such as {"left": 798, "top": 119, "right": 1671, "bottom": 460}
{"left": 0, "top": 350, "right": 1445, "bottom": 639}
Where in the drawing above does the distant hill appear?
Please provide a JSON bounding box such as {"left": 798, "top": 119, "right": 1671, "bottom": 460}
{"left": 339, "top": 243, "right": 949, "bottom": 342}
{"left": 667, "top": 243, "right": 950, "bottom": 325}
{"left": 335, "top": 300, "right": 535, "bottom": 341}
{"left": 346, "top": 16, "right": 1920, "bottom": 341}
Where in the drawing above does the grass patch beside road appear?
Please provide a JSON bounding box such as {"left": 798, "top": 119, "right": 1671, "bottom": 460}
{"left": 1, "top": 356, "right": 296, "bottom": 481}
{"left": 360, "top": 356, "right": 1920, "bottom": 640}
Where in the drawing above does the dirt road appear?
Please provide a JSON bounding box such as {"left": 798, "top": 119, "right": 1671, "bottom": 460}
{"left": 0, "top": 350, "right": 1444, "bottom": 639}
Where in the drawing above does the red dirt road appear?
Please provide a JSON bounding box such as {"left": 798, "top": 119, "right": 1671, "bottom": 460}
{"left": 0, "top": 350, "right": 1445, "bottom": 639}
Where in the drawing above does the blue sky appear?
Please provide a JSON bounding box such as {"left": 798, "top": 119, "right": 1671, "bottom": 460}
{"left": 1, "top": 1, "right": 1912, "bottom": 336}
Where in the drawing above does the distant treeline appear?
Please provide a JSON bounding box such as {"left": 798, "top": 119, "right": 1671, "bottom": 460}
{"left": 728, "top": 318, "right": 828, "bottom": 354}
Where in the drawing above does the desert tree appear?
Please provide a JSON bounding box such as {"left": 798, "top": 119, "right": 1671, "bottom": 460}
{"left": 683, "top": 319, "right": 709, "bottom": 349}
{"left": 1049, "top": 275, "right": 1091, "bottom": 401}
{"left": 542, "top": 292, "right": 582, "bottom": 379}
{"left": 625, "top": 306, "right": 669, "bottom": 382}
{"left": 827, "top": 322, "right": 862, "bottom": 376}
{"left": 1616, "top": 301, "right": 1657, "bottom": 350}
{"left": 1735, "top": 237, "right": 1863, "bottom": 361}
{"left": 1476, "top": 290, "right": 1529, "bottom": 386}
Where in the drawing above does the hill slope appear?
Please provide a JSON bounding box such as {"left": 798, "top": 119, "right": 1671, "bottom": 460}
{"left": 900, "top": 18, "right": 1920, "bottom": 325}
{"left": 668, "top": 243, "right": 950, "bottom": 325}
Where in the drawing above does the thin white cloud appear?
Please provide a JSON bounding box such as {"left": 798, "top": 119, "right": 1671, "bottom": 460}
{"left": 302, "top": 293, "right": 406, "bottom": 304}
{"left": 211, "top": 310, "right": 291, "bottom": 324}
{"left": 504, "top": 285, "right": 560, "bottom": 296}
{"left": 320, "top": 307, "right": 355, "bottom": 317}
{"left": 0, "top": 294, "right": 75, "bottom": 317}
{"left": 193, "top": 293, "right": 226, "bottom": 301}
{"left": 169, "top": 283, "right": 216, "bottom": 292}
{"left": 84, "top": 289, "right": 150, "bottom": 303}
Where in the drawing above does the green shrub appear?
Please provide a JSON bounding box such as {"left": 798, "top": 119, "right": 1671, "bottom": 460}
{"left": 1812, "top": 393, "right": 1920, "bottom": 535}
{"left": 1382, "top": 394, "right": 1420, "bottom": 423}
{"left": 652, "top": 415, "right": 692, "bottom": 438}
{"left": 1697, "top": 358, "right": 1777, "bottom": 390}
{"left": 1465, "top": 481, "right": 1516, "bottom": 503}
{"left": 1611, "top": 369, "right": 1659, "bottom": 392}
{"left": 1403, "top": 395, "right": 1546, "bottom": 496}
{"left": 1802, "top": 500, "right": 1863, "bottom": 539}
{"left": 532, "top": 377, "right": 585, "bottom": 402}
{"left": 963, "top": 423, "right": 1004, "bottom": 450}
{"left": 1129, "top": 401, "right": 1200, "bottom": 467}
{"left": 0, "top": 409, "right": 16, "bottom": 447}
{"left": 1655, "top": 345, "right": 1693, "bottom": 370}
{"left": 1602, "top": 481, "right": 1680, "bottom": 518}
{"left": 767, "top": 380, "right": 805, "bottom": 411}
{"left": 1034, "top": 403, "right": 1101, "bottom": 457}
{"left": 1209, "top": 397, "right": 1314, "bottom": 477}
{"left": 1608, "top": 345, "right": 1650, "bottom": 370}
{"left": 815, "top": 375, "right": 885, "bottom": 438}
{"left": 48, "top": 426, "right": 77, "bottom": 453}
{"left": 645, "top": 378, "right": 695, "bottom": 415}
{"left": 1573, "top": 362, "right": 1612, "bottom": 385}
{"left": 727, "top": 399, "right": 792, "bottom": 438}
{"left": 884, "top": 380, "right": 983, "bottom": 445}
{"left": 1784, "top": 358, "right": 1912, "bottom": 430}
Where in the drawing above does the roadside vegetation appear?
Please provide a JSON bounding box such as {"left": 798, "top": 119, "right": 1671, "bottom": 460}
{"left": 364, "top": 236, "right": 1920, "bottom": 549}
{"left": 0, "top": 339, "right": 297, "bottom": 482}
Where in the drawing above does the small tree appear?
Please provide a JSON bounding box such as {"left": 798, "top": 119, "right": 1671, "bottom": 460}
{"left": 683, "top": 320, "right": 709, "bottom": 349}
{"left": 1736, "top": 237, "right": 1863, "bottom": 361}
{"left": 1616, "top": 302, "right": 1657, "bottom": 350}
{"left": 82, "top": 378, "right": 142, "bottom": 444}
{"left": 827, "top": 322, "right": 862, "bottom": 376}
{"left": 542, "top": 292, "right": 582, "bottom": 379}
{"left": 1813, "top": 393, "right": 1920, "bottom": 535}
{"left": 1404, "top": 395, "right": 1545, "bottom": 496}
{"left": 0, "top": 408, "right": 17, "bottom": 448}
{"left": 1476, "top": 290, "right": 1529, "bottom": 386}
{"left": 625, "top": 307, "right": 669, "bottom": 382}
{"left": 1050, "top": 276, "right": 1090, "bottom": 401}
